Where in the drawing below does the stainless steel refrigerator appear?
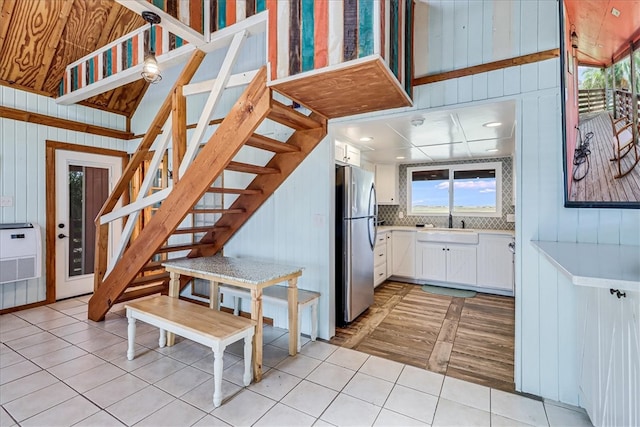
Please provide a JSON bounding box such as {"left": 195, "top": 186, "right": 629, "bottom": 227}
{"left": 335, "top": 165, "right": 377, "bottom": 325}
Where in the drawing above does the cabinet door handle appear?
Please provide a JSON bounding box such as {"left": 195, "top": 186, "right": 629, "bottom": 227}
{"left": 610, "top": 288, "right": 626, "bottom": 299}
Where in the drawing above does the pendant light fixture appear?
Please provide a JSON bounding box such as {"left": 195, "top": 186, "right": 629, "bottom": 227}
{"left": 570, "top": 25, "right": 579, "bottom": 49}
{"left": 141, "top": 11, "right": 162, "bottom": 83}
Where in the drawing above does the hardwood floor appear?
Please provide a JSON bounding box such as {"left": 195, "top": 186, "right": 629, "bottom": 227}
{"left": 331, "top": 281, "right": 515, "bottom": 392}
{"left": 569, "top": 111, "right": 640, "bottom": 202}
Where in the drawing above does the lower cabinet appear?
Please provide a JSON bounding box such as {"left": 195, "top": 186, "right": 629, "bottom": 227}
{"left": 374, "top": 231, "right": 388, "bottom": 287}
{"left": 391, "top": 231, "right": 415, "bottom": 278}
{"left": 417, "top": 242, "right": 477, "bottom": 285}
{"left": 578, "top": 286, "right": 639, "bottom": 427}
{"left": 476, "top": 234, "right": 514, "bottom": 291}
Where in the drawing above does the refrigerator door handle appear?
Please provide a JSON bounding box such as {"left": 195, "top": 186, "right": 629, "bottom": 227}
{"left": 368, "top": 183, "right": 377, "bottom": 250}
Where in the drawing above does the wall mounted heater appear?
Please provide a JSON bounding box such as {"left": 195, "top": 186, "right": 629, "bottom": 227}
{"left": 0, "top": 223, "right": 42, "bottom": 284}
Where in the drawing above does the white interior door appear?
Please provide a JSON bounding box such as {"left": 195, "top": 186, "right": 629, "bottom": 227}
{"left": 55, "top": 150, "right": 122, "bottom": 300}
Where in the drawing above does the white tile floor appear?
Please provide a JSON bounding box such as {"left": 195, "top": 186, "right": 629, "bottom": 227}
{"left": 0, "top": 299, "right": 594, "bottom": 427}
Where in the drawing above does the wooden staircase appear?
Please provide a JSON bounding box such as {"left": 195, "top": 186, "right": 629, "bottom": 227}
{"left": 88, "top": 46, "right": 327, "bottom": 321}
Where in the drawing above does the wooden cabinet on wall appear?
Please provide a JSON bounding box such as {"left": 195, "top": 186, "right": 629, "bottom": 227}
{"left": 375, "top": 164, "right": 398, "bottom": 205}
{"left": 578, "top": 286, "right": 639, "bottom": 427}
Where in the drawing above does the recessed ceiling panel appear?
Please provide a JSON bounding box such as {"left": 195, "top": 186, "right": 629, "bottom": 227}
{"left": 387, "top": 111, "right": 465, "bottom": 146}
{"left": 363, "top": 147, "right": 434, "bottom": 164}
{"left": 418, "top": 143, "right": 471, "bottom": 161}
{"left": 455, "top": 100, "right": 516, "bottom": 142}
{"left": 333, "top": 120, "right": 412, "bottom": 151}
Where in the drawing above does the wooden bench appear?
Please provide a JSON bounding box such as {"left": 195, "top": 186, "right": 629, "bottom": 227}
{"left": 125, "top": 296, "right": 255, "bottom": 407}
{"left": 217, "top": 285, "right": 319, "bottom": 351}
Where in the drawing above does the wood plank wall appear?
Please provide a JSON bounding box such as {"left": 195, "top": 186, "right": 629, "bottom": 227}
{"left": 145, "top": 0, "right": 205, "bottom": 34}
{"left": 0, "top": 87, "right": 128, "bottom": 310}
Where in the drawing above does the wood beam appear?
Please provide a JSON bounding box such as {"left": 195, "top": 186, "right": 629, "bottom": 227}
{"left": 34, "top": 0, "right": 74, "bottom": 91}
{"left": 413, "top": 49, "right": 560, "bottom": 86}
{"left": 0, "top": 106, "right": 133, "bottom": 139}
{"left": 172, "top": 86, "right": 186, "bottom": 183}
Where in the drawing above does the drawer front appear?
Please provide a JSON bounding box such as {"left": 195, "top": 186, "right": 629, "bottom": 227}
{"left": 374, "top": 243, "right": 387, "bottom": 266}
{"left": 374, "top": 263, "right": 387, "bottom": 286}
{"left": 376, "top": 233, "right": 387, "bottom": 245}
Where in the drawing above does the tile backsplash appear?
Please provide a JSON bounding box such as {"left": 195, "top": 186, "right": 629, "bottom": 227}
{"left": 377, "top": 157, "right": 515, "bottom": 230}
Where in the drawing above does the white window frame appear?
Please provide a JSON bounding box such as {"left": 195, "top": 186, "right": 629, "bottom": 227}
{"left": 407, "top": 162, "right": 502, "bottom": 217}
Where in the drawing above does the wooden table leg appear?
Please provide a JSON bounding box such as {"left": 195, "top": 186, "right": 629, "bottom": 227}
{"left": 287, "top": 277, "right": 299, "bottom": 356}
{"left": 250, "top": 288, "right": 263, "bottom": 382}
{"left": 167, "top": 271, "right": 180, "bottom": 346}
{"left": 209, "top": 281, "right": 219, "bottom": 310}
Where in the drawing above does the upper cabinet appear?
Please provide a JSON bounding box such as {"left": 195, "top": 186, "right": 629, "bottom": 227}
{"left": 375, "top": 164, "right": 398, "bottom": 205}
{"left": 335, "top": 142, "right": 361, "bottom": 167}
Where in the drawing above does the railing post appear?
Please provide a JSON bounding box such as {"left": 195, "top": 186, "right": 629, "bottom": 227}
{"left": 172, "top": 85, "right": 187, "bottom": 184}
{"left": 94, "top": 224, "right": 108, "bottom": 292}
{"left": 630, "top": 41, "right": 638, "bottom": 144}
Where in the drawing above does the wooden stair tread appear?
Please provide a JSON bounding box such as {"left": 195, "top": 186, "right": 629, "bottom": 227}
{"left": 190, "top": 208, "right": 245, "bottom": 214}
{"left": 206, "top": 187, "right": 262, "bottom": 195}
{"left": 268, "top": 100, "right": 323, "bottom": 130}
{"left": 245, "top": 134, "right": 301, "bottom": 153}
{"left": 155, "top": 242, "right": 215, "bottom": 254}
{"left": 173, "top": 225, "right": 230, "bottom": 235}
{"left": 116, "top": 284, "right": 167, "bottom": 304}
{"left": 140, "top": 261, "right": 164, "bottom": 273}
{"left": 130, "top": 272, "right": 170, "bottom": 286}
{"left": 226, "top": 161, "right": 280, "bottom": 175}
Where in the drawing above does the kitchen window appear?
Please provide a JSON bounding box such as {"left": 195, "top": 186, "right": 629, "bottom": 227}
{"left": 407, "top": 162, "right": 502, "bottom": 217}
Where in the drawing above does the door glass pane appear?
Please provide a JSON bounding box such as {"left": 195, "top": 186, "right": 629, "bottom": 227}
{"left": 68, "top": 165, "right": 109, "bottom": 277}
{"left": 410, "top": 169, "right": 449, "bottom": 215}
{"left": 452, "top": 169, "right": 497, "bottom": 214}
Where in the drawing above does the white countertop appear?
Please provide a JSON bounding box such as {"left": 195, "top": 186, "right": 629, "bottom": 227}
{"left": 531, "top": 240, "right": 640, "bottom": 292}
{"left": 378, "top": 225, "right": 514, "bottom": 236}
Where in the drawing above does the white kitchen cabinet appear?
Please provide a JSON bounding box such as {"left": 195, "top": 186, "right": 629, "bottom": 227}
{"left": 417, "top": 242, "right": 476, "bottom": 285}
{"left": 476, "top": 234, "right": 514, "bottom": 292}
{"left": 335, "top": 141, "right": 361, "bottom": 167}
{"left": 375, "top": 164, "right": 398, "bottom": 205}
{"left": 374, "top": 231, "right": 388, "bottom": 287}
{"left": 578, "top": 286, "right": 639, "bottom": 427}
{"left": 391, "top": 231, "right": 415, "bottom": 278}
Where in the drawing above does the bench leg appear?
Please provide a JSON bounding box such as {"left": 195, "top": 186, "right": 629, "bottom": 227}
{"left": 126, "top": 313, "right": 136, "bottom": 361}
{"left": 233, "top": 296, "right": 240, "bottom": 316}
{"left": 243, "top": 332, "right": 253, "bottom": 386}
{"left": 297, "top": 307, "right": 302, "bottom": 353}
{"left": 311, "top": 301, "right": 318, "bottom": 342}
{"left": 213, "top": 347, "right": 225, "bottom": 408}
{"left": 159, "top": 329, "right": 167, "bottom": 348}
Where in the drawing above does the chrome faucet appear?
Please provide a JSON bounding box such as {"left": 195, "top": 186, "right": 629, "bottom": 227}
{"left": 461, "top": 220, "right": 466, "bottom": 229}
{"left": 448, "top": 213, "right": 453, "bottom": 228}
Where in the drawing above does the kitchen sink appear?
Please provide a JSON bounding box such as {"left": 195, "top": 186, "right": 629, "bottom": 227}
{"left": 417, "top": 229, "right": 479, "bottom": 244}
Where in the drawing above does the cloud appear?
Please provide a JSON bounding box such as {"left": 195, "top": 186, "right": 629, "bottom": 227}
{"left": 453, "top": 180, "right": 496, "bottom": 190}
{"left": 435, "top": 182, "right": 450, "bottom": 190}
{"left": 479, "top": 189, "right": 496, "bottom": 193}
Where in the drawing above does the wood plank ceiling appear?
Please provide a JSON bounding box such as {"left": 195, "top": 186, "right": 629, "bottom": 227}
{"left": 0, "top": 0, "right": 148, "bottom": 117}
{"left": 565, "top": 0, "right": 640, "bottom": 67}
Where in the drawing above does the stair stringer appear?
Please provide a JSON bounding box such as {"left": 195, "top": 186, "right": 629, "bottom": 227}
{"left": 178, "top": 113, "right": 327, "bottom": 287}
{"left": 88, "top": 67, "right": 271, "bottom": 321}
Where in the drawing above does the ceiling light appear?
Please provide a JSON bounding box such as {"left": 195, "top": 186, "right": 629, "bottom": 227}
{"left": 486, "top": 148, "right": 500, "bottom": 153}
{"left": 611, "top": 7, "right": 620, "bottom": 17}
{"left": 141, "top": 11, "right": 162, "bottom": 84}
{"left": 411, "top": 118, "right": 425, "bottom": 127}
{"left": 483, "top": 122, "right": 502, "bottom": 128}
{"left": 396, "top": 156, "right": 405, "bottom": 160}
{"left": 359, "top": 136, "right": 373, "bottom": 142}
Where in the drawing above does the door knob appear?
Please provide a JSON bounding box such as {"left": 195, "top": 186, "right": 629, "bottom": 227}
{"left": 58, "top": 233, "right": 68, "bottom": 239}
